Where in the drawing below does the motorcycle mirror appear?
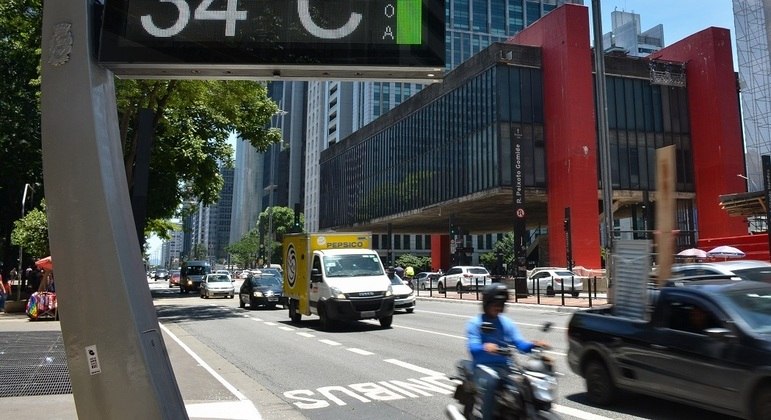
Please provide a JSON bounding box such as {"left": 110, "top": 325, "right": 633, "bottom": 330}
{"left": 541, "top": 322, "right": 553, "bottom": 332}
{"left": 481, "top": 321, "right": 496, "bottom": 334}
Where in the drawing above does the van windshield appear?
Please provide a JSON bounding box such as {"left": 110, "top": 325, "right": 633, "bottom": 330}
{"left": 184, "top": 266, "right": 210, "bottom": 275}
{"left": 323, "top": 254, "right": 384, "bottom": 278}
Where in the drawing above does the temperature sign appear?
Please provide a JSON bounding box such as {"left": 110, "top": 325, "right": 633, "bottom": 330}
{"left": 98, "top": 0, "right": 445, "bottom": 80}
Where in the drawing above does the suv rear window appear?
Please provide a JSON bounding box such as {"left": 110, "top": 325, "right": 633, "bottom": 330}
{"left": 468, "top": 268, "right": 489, "bottom": 275}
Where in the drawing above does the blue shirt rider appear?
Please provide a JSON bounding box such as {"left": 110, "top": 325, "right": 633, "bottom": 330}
{"left": 465, "top": 283, "right": 549, "bottom": 420}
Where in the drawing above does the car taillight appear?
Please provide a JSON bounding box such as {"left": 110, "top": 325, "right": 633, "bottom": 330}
{"left": 463, "top": 273, "right": 472, "bottom": 278}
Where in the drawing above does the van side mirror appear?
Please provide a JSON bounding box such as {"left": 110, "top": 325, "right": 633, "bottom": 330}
{"left": 311, "top": 268, "right": 322, "bottom": 282}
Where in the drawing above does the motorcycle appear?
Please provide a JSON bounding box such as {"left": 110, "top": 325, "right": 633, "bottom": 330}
{"left": 446, "top": 322, "right": 560, "bottom": 420}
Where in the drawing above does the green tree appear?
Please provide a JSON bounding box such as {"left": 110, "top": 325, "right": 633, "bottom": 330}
{"left": 395, "top": 254, "right": 432, "bottom": 272}
{"left": 191, "top": 243, "right": 207, "bottom": 260}
{"left": 10, "top": 199, "right": 49, "bottom": 261}
{"left": 480, "top": 232, "right": 516, "bottom": 274}
{"left": 0, "top": 0, "right": 44, "bottom": 273}
{"left": 225, "top": 230, "right": 260, "bottom": 269}
{"left": 116, "top": 79, "right": 282, "bottom": 237}
{"left": 0, "top": 1, "right": 283, "bottom": 269}
{"left": 257, "top": 206, "right": 304, "bottom": 265}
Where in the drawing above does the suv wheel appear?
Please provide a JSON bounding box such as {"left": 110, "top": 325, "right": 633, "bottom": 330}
{"left": 438, "top": 281, "right": 445, "bottom": 293}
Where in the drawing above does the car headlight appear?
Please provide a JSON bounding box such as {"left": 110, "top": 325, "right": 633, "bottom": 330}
{"left": 330, "top": 287, "right": 346, "bottom": 299}
{"left": 385, "top": 286, "right": 393, "bottom": 297}
{"left": 253, "top": 291, "right": 263, "bottom": 297}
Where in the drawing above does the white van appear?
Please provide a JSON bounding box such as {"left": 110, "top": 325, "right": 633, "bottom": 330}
{"left": 283, "top": 233, "right": 395, "bottom": 330}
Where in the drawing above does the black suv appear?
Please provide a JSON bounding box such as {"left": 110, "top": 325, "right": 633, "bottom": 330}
{"left": 154, "top": 269, "right": 170, "bottom": 281}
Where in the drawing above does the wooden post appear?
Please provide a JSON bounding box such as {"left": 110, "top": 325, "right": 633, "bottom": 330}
{"left": 656, "top": 146, "right": 676, "bottom": 286}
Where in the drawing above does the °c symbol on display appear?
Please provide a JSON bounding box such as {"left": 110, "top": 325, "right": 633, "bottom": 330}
{"left": 297, "top": 0, "right": 362, "bottom": 39}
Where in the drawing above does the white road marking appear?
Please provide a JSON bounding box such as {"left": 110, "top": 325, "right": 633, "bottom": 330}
{"left": 297, "top": 332, "right": 315, "bottom": 338}
{"left": 553, "top": 404, "right": 616, "bottom": 420}
{"left": 250, "top": 318, "right": 263, "bottom": 322}
{"left": 347, "top": 348, "right": 374, "bottom": 356}
{"left": 319, "top": 339, "right": 341, "bottom": 346}
{"left": 159, "top": 324, "right": 262, "bottom": 419}
{"left": 186, "top": 400, "right": 261, "bottom": 420}
{"left": 264, "top": 322, "right": 278, "bottom": 326}
{"left": 383, "top": 359, "right": 445, "bottom": 377}
{"left": 365, "top": 321, "right": 568, "bottom": 356}
{"left": 417, "top": 309, "right": 568, "bottom": 330}
{"left": 279, "top": 326, "right": 296, "bottom": 332}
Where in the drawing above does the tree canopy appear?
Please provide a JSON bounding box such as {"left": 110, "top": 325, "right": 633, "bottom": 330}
{"left": 226, "top": 206, "right": 304, "bottom": 268}
{"left": 10, "top": 199, "right": 48, "bottom": 261}
{"left": 117, "top": 79, "right": 282, "bottom": 236}
{"left": 0, "top": 0, "right": 283, "bottom": 272}
{"left": 0, "top": 0, "right": 43, "bottom": 273}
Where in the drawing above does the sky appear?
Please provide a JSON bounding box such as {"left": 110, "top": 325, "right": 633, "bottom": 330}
{"left": 589, "top": 0, "right": 737, "bottom": 65}
{"left": 147, "top": 1, "right": 739, "bottom": 265}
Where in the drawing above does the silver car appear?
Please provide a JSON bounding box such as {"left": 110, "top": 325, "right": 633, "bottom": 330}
{"left": 200, "top": 274, "right": 235, "bottom": 299}
{"left": 669, "top": 260, "right": 771, "bottom": 282}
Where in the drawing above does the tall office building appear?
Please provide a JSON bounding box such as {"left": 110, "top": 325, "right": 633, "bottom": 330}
{"left": 181, "top": 165, "right": 234, "bottom": 264}
{"left": 734, "top": 0, "right": 771, "bottom": 191}
{"left": 229, "top": 137, "right": 266, "bottom": 245}
{"left": 230, "top": 82, "right": 308, "bottom": 242}
{"left": 304, "top": 0, "right": 584, "bottom": 231}
{"left": 602, "top": 10, "right": 664, "bottom": 57}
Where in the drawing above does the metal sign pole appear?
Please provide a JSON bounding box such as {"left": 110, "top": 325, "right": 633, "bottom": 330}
{"left": 41, "top": 1, "right": 186, "bottom": 418}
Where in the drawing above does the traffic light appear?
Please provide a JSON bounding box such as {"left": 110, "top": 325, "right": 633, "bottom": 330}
{"left": 450, "top": 224, "right": 457, "bottom": 236}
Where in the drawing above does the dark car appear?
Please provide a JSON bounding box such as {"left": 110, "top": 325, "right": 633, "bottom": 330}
{"left": 154, "top": 269, "right": 170, "bottom": 281}
{"left": 239, "top": 273, "right": 286, "bottom": 310}
{"left": 568, "top": 280, "right": 771, "bottom": 419}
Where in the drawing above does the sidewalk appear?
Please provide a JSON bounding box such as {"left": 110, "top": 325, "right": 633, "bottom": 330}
{"left": 0, "top": 310, "right": 303, "bottom": 420}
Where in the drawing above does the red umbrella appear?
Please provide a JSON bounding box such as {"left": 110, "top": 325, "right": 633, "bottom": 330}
{"left": 35, "top": 256, "right": 53, "bottom": 271}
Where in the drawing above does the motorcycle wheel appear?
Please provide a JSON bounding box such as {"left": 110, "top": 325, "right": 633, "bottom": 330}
{"left": 535, "top": 410, "right": 561, "bottom": 420}
{"left": 462, "top": 401, "right": 474, "bottom": 419}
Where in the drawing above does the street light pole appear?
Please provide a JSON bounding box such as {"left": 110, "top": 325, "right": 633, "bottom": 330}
{"left": 266, "top": 107, "right": 287, "bottom": 266}
{"left": 17, "top": 183, "right": 35, "bottom": 299}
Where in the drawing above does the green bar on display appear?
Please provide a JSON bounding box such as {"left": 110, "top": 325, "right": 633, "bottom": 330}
{"left": 397, "top": 0, "right": 421, "bottom": 45}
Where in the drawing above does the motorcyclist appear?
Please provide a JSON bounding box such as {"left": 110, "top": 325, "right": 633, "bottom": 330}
{"left": 466, "top": 283, "right": 549, "bottom": 420}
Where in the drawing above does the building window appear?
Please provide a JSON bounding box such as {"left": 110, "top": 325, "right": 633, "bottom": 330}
{"left": 394, "top": 234, "right": 402, "bottom": 250}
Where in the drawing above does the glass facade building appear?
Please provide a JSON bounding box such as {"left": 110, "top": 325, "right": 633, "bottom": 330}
{"left": 303, "top": 0, "right": 584, "bottom": 232}
{"left": 319, "top": 43, "right": 695, "bottom": 237}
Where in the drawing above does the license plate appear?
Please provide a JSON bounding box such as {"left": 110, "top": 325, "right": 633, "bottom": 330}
{"left": 268, "top": 297, "right": 278, "bottom": 302}
{"left": 361, "top": 310, "right": 376, "bottom": 318}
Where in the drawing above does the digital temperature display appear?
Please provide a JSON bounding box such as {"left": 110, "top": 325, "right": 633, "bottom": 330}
{"left": 98, "top": 0, "right": 445, "bottom": 80}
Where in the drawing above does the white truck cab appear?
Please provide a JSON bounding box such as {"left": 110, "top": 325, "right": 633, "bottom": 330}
{"left": 283, "top": 233, "right": 395, "bottom": 329}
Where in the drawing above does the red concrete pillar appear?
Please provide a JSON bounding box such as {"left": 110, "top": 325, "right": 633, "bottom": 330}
{"left": 507, "top": 4, "right": 602, "bottom": 269}
{"left": 649, "top": 28, "right": 747, "bottom": 239}
{"left": 430, "top": 234, "right": 450, "bottom": 271}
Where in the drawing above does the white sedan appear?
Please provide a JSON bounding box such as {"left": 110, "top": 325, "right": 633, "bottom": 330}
{"left": 200, "top": 274, "right": 235, "bottom": 299}
{"left": 527, "top": 268, "right": 584, "bottom": 297}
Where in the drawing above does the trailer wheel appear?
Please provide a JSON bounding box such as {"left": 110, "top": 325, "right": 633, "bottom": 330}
{"left": 584, "top": 359, "right": 617, "bottom": 405}
{"left": 289, "top": 299, "right": 302, "bottom": 323}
